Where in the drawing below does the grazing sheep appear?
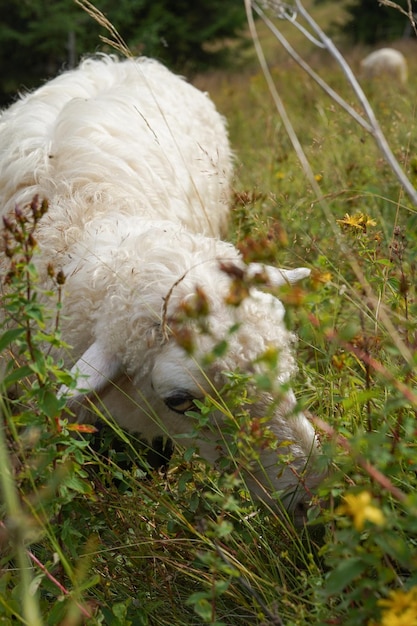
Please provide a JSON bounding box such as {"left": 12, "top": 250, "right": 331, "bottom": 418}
{"left": 0, "top": 55, "right": 322, "bottom": 521}
{"left": 360, "top": 48, "right": 408, "bottom": 84}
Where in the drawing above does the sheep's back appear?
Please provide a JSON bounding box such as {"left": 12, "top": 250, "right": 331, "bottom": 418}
{"left": 0, "top": 55, "right": 232, "bottom": 239}
{"left": 360, "top": 48, "right": 408, "bottom": 84}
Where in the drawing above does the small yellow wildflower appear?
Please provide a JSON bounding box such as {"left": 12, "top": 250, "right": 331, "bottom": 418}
{"left": 314, "top": 173, "right": 323, "bottom": 182}
{"left": 310, "top": 269, "right": 332, "bottom": 287}
{"left": 337, "top": 212, "right": 377, "bottom": 232}
{"left": 275, "top": 171, "right": 285, "bottom": 180}
{"left": 336, "top": 491, "right": 385, "bottom": 531}
{"left": 378, "top": 587, "right": 417, "bottom": 615}
{"left": 380, "top": 609, "right": 417, "bottom": 626}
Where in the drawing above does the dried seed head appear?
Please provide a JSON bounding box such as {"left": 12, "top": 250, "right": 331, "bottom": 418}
{"left": 219, "top": 261, "right": 245, "bottom": 280}
{"left": 172, "top": 326, "right": 195, "bottom": 354}
{"left": 179, "top": 286, "right": 210, "bottom": 319}
{"left": 56, "top": 270, "right": 66, "bottom": 285}
{"left": 2, "top": 216, "right": 15, "bottom": 233}
{"left": 5, "top": 266, "right": 16, "bottom": 284}
{"left": 5, "top": 245, "right": 15, "bottom": 258}
{"left": 40, "top": 198, "right": 49, "bottom": 216}
{"left": 27, "top": 233, "right": 37, "bottom": 249}
{"left": 224, "top": 280, "right": 250, "bottom": 306}
{"left": 31, "top": 196, "right": 49, "bottom": 221}
{"left": 30, "top": 195, "right": 39, "bottom": 211}
{"left": 14, "top": 206, "right": 27, "bottom": 225}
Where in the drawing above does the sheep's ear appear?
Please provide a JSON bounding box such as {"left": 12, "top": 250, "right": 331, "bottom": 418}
{"left": 247, "top": 263, "right": 310, "bottom": 287}
{"left": 60, "top": 341, "right": 122, "bottom": 399}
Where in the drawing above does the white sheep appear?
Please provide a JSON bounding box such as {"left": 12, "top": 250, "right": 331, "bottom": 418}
{"left": 0, "top": 55, "right": 322, "bottom": 522}
{"left": 360, "top": 48, "right": 408, "bottom": 84}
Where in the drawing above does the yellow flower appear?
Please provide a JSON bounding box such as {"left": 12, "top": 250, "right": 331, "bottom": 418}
{"left": 370, "top": 577, "right": 417, "bottom": 625}
{"left": 375, "top": 587, "right": 417, "bottom": 625}
{"left": 380, "top": 610, "right": 417, "bottom": 626}
{"left": 275, "top": 171, "right": 285, "bottom": 180}
{"left": 336, "top": 491, "right": 385, "bottom": 531}
{"left": 311, "top": 269, "right": 332, "bottom": 287}
{"left": 379, "top": 587, "right": 417, "bottom": 610}
{"left": 337, "top": 212, "right": 376, "bottom": 232}
{"left": 314, "top": 173, "right": 323, "bottom": 182}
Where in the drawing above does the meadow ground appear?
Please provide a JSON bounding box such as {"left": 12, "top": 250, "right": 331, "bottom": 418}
{"left": 1, "top": 3, "right": 417, "bottom": 625}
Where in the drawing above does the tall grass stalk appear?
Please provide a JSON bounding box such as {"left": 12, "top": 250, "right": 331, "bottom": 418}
{"left": 0, "top": 398, "right": 43, "bottom": 626}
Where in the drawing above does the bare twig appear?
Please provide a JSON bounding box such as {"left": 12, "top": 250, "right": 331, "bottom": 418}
{"left": 28, "top": 550, "right": 94, "bottom": 620}
{"left": 378, "top": 0, "right": 417, "bottom": 37}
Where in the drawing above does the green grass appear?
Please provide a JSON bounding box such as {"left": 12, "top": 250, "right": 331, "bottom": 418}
{"left": 2, "top": 3, "right": 417, "bottom": 625}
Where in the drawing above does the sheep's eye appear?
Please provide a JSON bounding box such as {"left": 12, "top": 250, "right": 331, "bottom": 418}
{"left": 164, "top": 392, "right": 196, "bottom": 414}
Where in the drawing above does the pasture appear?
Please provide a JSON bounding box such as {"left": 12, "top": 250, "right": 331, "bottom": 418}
{"left": 1, "top": 2, "right": 417, "bottom": 625}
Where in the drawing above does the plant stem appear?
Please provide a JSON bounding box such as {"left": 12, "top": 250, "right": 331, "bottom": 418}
{"left": 0, "top": 397, "right": 44, "bottom": 626}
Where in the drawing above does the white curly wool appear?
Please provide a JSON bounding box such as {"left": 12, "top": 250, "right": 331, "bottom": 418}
{"left": 361, "top": 48, "right": 408, "bottom": 84}
{"left": 0, "top": 55, "right": 321, "bottom": 520}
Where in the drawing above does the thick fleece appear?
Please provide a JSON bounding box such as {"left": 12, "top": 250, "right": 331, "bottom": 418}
{"left": 361, "top": 48, "right": 408, "bottom": 84}
{"left": 0, "top": 55, "right": 321, "bottom": 518}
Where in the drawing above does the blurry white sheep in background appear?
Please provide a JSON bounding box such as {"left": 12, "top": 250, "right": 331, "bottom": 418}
{"left": 361, "top": 47, "right": 408, "bottom": 84}
{"left": 0, "top": 55, "right": 322, "bottom": 522}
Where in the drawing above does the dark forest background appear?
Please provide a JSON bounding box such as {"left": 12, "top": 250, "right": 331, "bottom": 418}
{"left": 0, "top": 0, "right": 415, "bottom": 105}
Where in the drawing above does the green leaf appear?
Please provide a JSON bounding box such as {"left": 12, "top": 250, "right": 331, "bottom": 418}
{"left": 213, "top": 340, "right": 228, "bottom": 357}
{"left": 45, "top": 598, "right": 68, "bottom": 626}
{"left": 186, "top": 594, "right": 212, "bottom": 620}
{"left": 183, "top": 446, "right": 197, "bottom": 462}
{"left": 60, "top": 473, "right": 92, "bottom": 495}
{"left": 76, "top": 574, "right": 101, "bottom": 593}
{"left": 3, "top": 364, "right": 33, "bottom": 386}
{"left": 0, "top": 327, "right": 26, "bottom": 353}
{"left": 38, "top": 389, "right": 65, "bottom": 418}
{"left": 341, "top": 390, "right": 380, "bottom": 410}
{"left": 29, "top": 358, "right": 47, "bottom": 380}
{"left": 112, "top": 601, "right": 132, "bottom": 625}
{"left": 215, "top": 520, "right": 234, "bottom": 538}
{"left": 178, "top": 470, "right": 194, "bottom": 492}
{"left": 325, "top": 557, "right": 367, "bottom": 595}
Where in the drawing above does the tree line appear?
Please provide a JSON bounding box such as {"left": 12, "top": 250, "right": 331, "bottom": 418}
{"left": 0, "top": 0, "right": 415, "bottom": 105}
{"left": 0, "top": 0, "right": 248, "bottom": 105}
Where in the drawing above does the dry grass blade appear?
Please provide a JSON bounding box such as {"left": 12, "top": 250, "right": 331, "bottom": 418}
{"left": 74, "top": 0, "right": 132, "bottom": 58}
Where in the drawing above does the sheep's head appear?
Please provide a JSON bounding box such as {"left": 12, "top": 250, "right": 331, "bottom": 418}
{"left": 150, "top": 267, "right": 322, "bottom": 522}
{"left": 150, "top": 337, "right": 321, "bottom": 523}
{"left": 61, "top": 256, "right": 323, "bottom": 524}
